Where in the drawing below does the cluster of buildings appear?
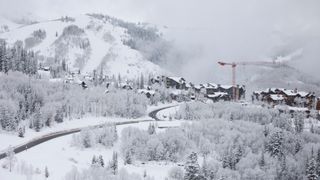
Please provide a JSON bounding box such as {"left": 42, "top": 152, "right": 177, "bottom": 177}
{"left": 253, "top": 88, "right": 316, "bottom": 109}
{"left": 41, "top": 67, "right": 320, "bottom": 112}
{"left": 150, "top": 76, "right": 246, "bottom": 102}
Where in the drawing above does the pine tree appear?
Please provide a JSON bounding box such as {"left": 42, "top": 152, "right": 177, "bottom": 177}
{"left": 140, "top": 74, "right": 144, "bottom": 89}
{"left": 5, "top": 146, "right": 16, "bottom": 172}
{"left": 18, "top": 126, "right": 25, "bottom": 138}
{"left": 143, "top": 169, "right": 147, "bottom": 178}
{"left": 91, "top": 155, "right": 97, "bottom": 167}
{"left": 109, "top": 151, "right": 118, "bottom": 175}
{"left": 33, "top": 103, "right": 42, "bottom": 132}
{"left": 124, "top": 150, "right": 132, "bottom": 165}
{"left": 201, "top": 157, "right": 210, "bottom": 178}
{"left": 263, "top": 125, "right": 269, "bottom": 137}
{"left": 234, "top": 145, "right": 243, "bottom": 164}
{"left": 98, "top": 155, "right": 104, "bottom": 167}
{"left": 316, "top": 149, "right": 320, "bottom": 176}
{"left": 118, "top": 74, "right": 122, "bottom": 84}
{"left": 184, "top": 152, "right": 201, "bottom": 180}
{"left": 45, "top": 166, "right": 49, "bottom": 178}
{"left": 147, "top": 123, "right": 156, "bottom": 135}
{"left": 259, "top": 152, "right": 265, "bottom": 168}
{"left": 294, "top": 117, "right": 304, "bottom": 133}
{"left": 62, "top": 59, "right": 67, "bottom": 72}
{"left": 306, "top": 156, "right": 318, "bottom": 180}
{"left": 113, "top": 125, "right": 118, "bottom": 142}
{"left": 222, "top": 151, "right": 231, "bottom": 169}
{"left": 311, "top": 124, "right": 315, "bottom": 134}
{"left": 54, "top": 108, "right": 63, "bottom": 123}
{"left": 291, "top": 141, "right": 299, "bottom": 154}
{"left": 266, "top": 131, "right": 284, "bottom": 158}
{"left": 276, "top": 156, "right": 288, "bottom": 180}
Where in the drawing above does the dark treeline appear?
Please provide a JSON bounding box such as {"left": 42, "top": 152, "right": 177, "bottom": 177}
{"left": 0, "top": 40, "right": 38, "bottom": 75}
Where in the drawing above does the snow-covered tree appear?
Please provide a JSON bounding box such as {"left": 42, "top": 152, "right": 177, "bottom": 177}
{"left": 266, "top": 131, "right": 284, "bottom": 158}
{"left": 5, "top": 146, "right": 16, "bottom": 172}
{"left": 45, "top": 166, "right": 49, "bottom": 178}
{"left": 18, "top": 126, "right": 25, "bottom": 138}
{"left": 98, "top": 155, "right": 104, "bottom": 167}
{"left": 109, "top": 151, "right": 118, "bottom": 175}
{"left": 147, "top": 123, "right": 156, "bottom": 135}
{"left": 124, "top": 150, "right": 133, "bottom": 165}
{"left": 168, "top": 167, "right": 184, "bottom": 180}
{"left": 184, "top": 152, "right": 202, "bottom": 180}
{"left": 33, "top": 103, "right": 42, "bottom": 132}
{"left": 306, "top": 156, "right": 318, "bottom": 180}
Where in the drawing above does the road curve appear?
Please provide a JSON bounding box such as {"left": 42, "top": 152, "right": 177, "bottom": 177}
{"left": 0, "top": 105, "right": 177, "bottom": 160}
{"left": 148, "top": 105, "right": 178, "bottom": 121}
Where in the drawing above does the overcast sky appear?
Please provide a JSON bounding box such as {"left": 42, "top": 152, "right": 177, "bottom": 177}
{"left": 1, "top": 0, "right": 319, "bottom": 82}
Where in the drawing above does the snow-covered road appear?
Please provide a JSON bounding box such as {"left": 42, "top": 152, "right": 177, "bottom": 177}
{"left": 0, "top": 104, "right": 179, "bottom": 160}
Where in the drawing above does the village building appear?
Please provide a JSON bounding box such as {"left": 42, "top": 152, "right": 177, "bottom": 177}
{"left": 253, "top": 88, "right": 316, "bottom": 109}
{"left": 165, "top": 77, "right": 186, "bottom": 89}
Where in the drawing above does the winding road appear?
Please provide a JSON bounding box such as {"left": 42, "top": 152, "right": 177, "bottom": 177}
{"left": 0, "top": 105, "right": 178, "bottom": 160}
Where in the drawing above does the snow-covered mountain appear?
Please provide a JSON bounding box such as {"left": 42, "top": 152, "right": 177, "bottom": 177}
{"left": 0, "top": 14, "right": 169, "bottom": 79}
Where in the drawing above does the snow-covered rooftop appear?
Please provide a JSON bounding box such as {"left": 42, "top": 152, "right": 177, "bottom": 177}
{"left": 220, "top": 85, "right": 233, "bottom": 89}
{"left": 270, "top": 94, "right": 284, "bottom": 101}
{"left": 168, "top": 77, "right": 185, "bottom": 83}
{"left": 207, "top": 92, "right": 228, "bottom": 98}
{"left": 297, "top": 91, "right": 309, "bottom": 97}
{"left": 282, "top": 89, "right": 298, "bottom": 96}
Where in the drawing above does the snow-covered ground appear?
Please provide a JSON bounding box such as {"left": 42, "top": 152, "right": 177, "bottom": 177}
{"left": 0, "top": 103, "right": 184, "bottom": 180}
{"left": 0, "top": 116, "right": 149, "bottom": 153}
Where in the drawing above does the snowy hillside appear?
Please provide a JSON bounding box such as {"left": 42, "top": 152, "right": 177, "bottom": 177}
{"left": 0, "top": 14, "right": 169, "bottom": 79}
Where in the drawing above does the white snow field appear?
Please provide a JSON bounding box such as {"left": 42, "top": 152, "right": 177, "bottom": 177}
{"left": 0, "top": 104, "right": 184, "bottom": 180}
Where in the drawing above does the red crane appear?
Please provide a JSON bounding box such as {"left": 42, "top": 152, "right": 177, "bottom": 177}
{"left": 218, "top": 60, "right": 282, "bottom": 101}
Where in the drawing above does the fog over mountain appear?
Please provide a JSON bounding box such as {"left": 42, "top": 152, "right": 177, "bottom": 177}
{"left": 1, "top": 0, "right": 319, "bottom": 83}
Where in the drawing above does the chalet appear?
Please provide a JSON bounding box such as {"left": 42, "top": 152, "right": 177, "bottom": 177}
{"left": 165, "top": 77, "right": 186, "bottom": 89}
{"left": 170, "top": 90, "right": 189, "bottom": 102}
{"left": 194, "top": 84, "right": 205, "bottom": 94}
{"left": 280, "top": 89, "right": 298, "bottom": 106}
{"left": 186, "top": 82, "right": 194, "bottom": 90}
{"left": 253, "top": 88, "right": 316, "bottom": 109}
{"left": 203, "top": 84, "right": 216, "bottom": 95}
{"left": 217, "top": 84, "right": 246, "bottom": 100}
{"left": 253, "top": 88, "right": 285, "bottom": 101}
{"left": 267, "top": 94, "right": 285, "bottom": 106}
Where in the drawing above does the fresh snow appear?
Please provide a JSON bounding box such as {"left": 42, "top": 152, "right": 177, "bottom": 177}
{"left": 0, "top": 14, "right": 167, "bottom": 79}
{"left": 0, "top": 103, "right": 184, "bottom": 180}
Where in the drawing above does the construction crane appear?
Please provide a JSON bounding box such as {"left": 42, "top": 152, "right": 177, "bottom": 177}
{"left": 217, "top": 60, "right": 283, "bottom": 101}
